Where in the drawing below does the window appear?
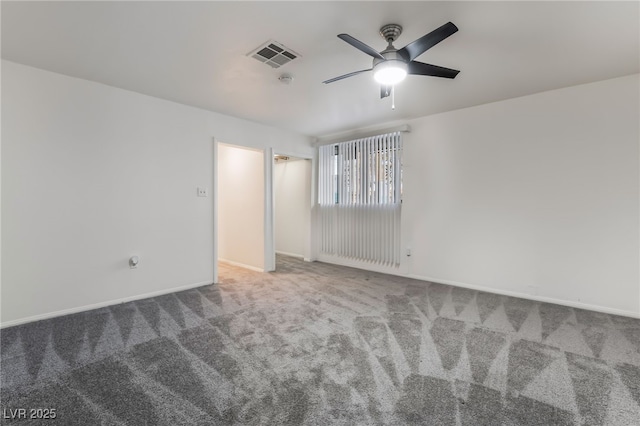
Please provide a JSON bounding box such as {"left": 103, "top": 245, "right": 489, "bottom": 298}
{"left": 317, "top": 131, "right": 403, "bottom": 267}
{"left": 319, "top": 131, "right": 402, "bottom": 206}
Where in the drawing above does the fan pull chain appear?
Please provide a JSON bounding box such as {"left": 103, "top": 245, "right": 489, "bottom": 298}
{"left": 391, "top": 85, "right": 395, "bottom": 110}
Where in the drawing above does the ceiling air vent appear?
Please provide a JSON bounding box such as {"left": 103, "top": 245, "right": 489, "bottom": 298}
{"left": 248, "top": 40, "right": 300, "bottom": 69}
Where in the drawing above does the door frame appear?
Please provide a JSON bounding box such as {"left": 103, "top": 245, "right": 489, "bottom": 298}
{"left": 213, "top": 138, "right": 315, "bottom": 279}
{"left": 212, "top": 138, "right": 218, "bottom": 284}
{"left": 213, "top": 139, "right": 270, "bottom": 279}
{"left": 268, "top": 150, "right": 315, "bottom": 270}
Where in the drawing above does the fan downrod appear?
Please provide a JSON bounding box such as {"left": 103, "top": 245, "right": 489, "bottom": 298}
{"left": 379, "top": 24, "right": 403, "bottom": 44}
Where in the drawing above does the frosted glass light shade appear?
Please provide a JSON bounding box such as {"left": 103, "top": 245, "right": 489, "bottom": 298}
{"left": 373, "top": 61, "right": 408, "bottom": 85}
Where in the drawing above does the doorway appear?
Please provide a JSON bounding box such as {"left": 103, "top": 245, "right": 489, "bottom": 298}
{"left": 216, "top": 143, "right": 265, "bottom": 273}
{"left": 213, "top": 141, "right": 313, "bottom": 282}
{"left": 273, "top": 154, "right": 312, "bottom": 268}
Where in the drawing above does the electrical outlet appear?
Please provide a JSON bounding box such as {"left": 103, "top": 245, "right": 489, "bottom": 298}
{"left": 197, "top": 187, "right": 208, "bottom": 197}
{"left": 129, "top": 256, "right": 139, "bottom": 269}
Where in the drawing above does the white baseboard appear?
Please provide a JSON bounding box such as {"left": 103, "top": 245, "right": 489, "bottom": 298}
{"left": 218, "top": 258, "right": 264, "bottom": 273}
{"left": 275, "top": 250, "right": 305, "bottom": 259}
{"left": 0, "top": 280, "right": 213, "bottom": 329}
{"left": 316, "top": 255, "right": 639, "bottom": 319}
{"left": 5, "top": 264, "right": 635, "bottom": 328}
{"left": 317, "top": 254, "right": 402, "bottom": 276}
{"left": 407, "top": 273, "right": 640, "bottom": 319}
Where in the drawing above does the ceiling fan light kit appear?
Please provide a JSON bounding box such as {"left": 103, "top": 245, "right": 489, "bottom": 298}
{"left": 373, "top": 24, "right": 408, "bottom": 86}
{"left": 323, "top": 21, "right": 460, "bottom": 106}
{"left": 373, "top": 60, "right": 407, "bottom": 85}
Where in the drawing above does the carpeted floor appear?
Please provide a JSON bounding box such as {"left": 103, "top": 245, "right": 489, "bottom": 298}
{"left": 1, "top": 255, "right": 639, "bottom": 425}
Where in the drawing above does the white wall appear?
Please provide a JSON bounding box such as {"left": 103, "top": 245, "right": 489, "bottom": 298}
{"left": 274, "top": 159, "right": 311, "bottom": 259}
{"left": 401, "top": 74, "right": 639, "bottom": 316}
{"left": 1, "top": 60, "right": 312, "bottom": 325}
{"left": 3, "top": 60, "right": 637, "bottom": 324}
{"left": 217, "top": 144, "right": 265, "bottom": 270}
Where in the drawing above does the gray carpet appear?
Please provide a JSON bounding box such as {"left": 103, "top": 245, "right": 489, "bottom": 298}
{"left": 1, "top": 255, "right": 639, "bottom": 425}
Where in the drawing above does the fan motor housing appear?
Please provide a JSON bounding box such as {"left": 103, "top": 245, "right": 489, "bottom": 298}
{"left": 379, "top": 24, "right": 403, "bottom": 43}
{"left": 373, "top": 49, "right": 409, "bottom": 67}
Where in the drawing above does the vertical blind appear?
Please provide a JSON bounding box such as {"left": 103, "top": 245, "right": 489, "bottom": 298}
{"left": 318, "top": 131, "right": 402, "bottom": 267}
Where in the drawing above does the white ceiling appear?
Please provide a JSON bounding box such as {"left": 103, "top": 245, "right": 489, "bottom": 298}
{"left": 2, "top": 1, "right": 638, "bottom": 137}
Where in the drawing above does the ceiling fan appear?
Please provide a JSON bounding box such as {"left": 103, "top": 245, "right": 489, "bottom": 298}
{"left": 323, "top": 22, "right": 460, "bottom": 99}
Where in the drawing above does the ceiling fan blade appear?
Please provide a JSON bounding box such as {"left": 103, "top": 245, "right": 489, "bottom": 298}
{"left": 338, "top": 34, "right": 385, "bottom": 60}
{"left": 398, "top": 22, "right": 458, "bottom": 61}
{"left": 381, "top": 85, "right": 392, "bottom": 99}
{"left": 323, "top": 68, "right": 372, "bottom": 84}
{"left": 408, "top": 61, "right": 460, "bottom": 79}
